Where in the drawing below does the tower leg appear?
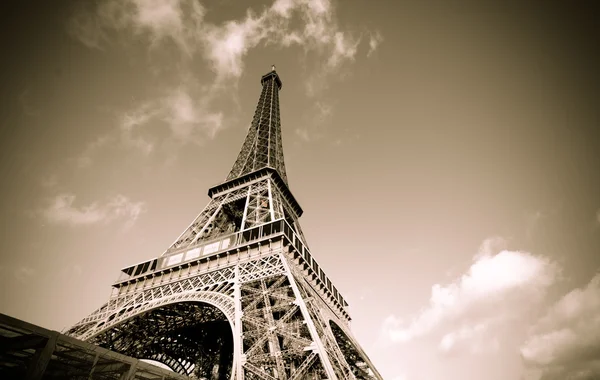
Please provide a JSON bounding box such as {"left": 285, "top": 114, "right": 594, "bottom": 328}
{"left": 234, "top": 266, "right": 245, "bottom": 380}
{"left": 280, "top": 253, "right": 339, "bottom": 380}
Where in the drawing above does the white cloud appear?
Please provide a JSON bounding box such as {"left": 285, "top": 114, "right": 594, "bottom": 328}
{"left": 15, "top": 266, "right": 36, "bottom": 284}
{"left": 68, "top": 0, "right": 205, "bottom": 54}
{"left": 327, "top": 31, "right": 360, "bottom": 68}
{"left": 69, "top": 0, "right": 370, "bottom": 85}
{"left": 118, "top": 86, "right": 224, "bottom": 151}
{"left": 67, "top": 0, "right": 382, "bottom": 149}
{"left": 77, "top": 136, "right": 111, "bottom": 168}
{"left": 58, "top": 264, "right": 84, "bottom": 279}
{"left": 438, "top": 323, "right": 500, "bottom": 355}
{"left": 162, "top": 87, "right": 223, "bottom": 142}
{"left": 295, "top": 128, "right": 311, "bottom": 142}
{"left": 525, "top": 210, "right": 544, "bottom": 240}
{"left": 67, "top": 2, "right": 108, "bottom": 50}
{"left": 18, "top": 88, "right": 40, "bottom": 116}
{"left": 271, "top": 0, "right": 296, "bottom": 18}
{"left": 128, "top": 0, "right": 192, "bottom": 51}
{"left": 521, "top": 273, "right": 600, "bottom": 379}
{"left": 120, "top": 102, "right": 158, "bottom": 154}
{"left": 202, "top": 12, "right": 267, "bottom": 81}
{"left": 382, "top": 238, "right": 559, "bottom": 355}
{"left": 367, "top": 30, "right": 383, "bottom": 57}
{"left": 291, "top": 100, "right": 335, "bottom": 143}
{"left": 43, "top": 193, "right": 146, "bottom": 227}
{"left": 41, "top": 174, "right": 59, "bottom": 189}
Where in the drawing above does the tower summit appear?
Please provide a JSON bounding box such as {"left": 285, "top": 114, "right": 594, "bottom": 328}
{"left": 66, "top": 67, "right": 383, "bottom": 380}
{"left": 226, "top": 65, "right": 287, "bottom": 185}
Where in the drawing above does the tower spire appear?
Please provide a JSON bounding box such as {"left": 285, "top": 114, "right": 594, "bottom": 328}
{"left": 226, "top": 66, "right": 288, "bottom": 185}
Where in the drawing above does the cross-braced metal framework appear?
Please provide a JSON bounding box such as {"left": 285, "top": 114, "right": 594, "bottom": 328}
{"left": 65, "top": 68, "right": 383, "bottom": 379}
{"left": 227, "top": 67, "right": 287, "bottom": 185}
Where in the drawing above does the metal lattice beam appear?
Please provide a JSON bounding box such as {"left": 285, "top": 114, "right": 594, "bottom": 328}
{"left": 226, "top": 69, "right": 288, "bottom": 185}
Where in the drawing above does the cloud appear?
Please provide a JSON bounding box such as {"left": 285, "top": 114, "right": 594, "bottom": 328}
{"left": 69, "top": 0, "right": 370, "bottom": 85}
{"left": 295, "top": 128, "right": 311, "bottom": 142}
{"left": 76, "top": 136, "right": 111, "bottom": 168}
{"left": 120, "top": 102, "right": 159, "bottom": 154}
{"left": 60, "top": 264, "right": 84, "bottom": 278}
{"left": 162, "top": 87, "right": 223, "bottom": 142}
{"left": 67, "top": 0, "right": 382, "bottom": 149}
{"left": 18, "top": 88, "right": 40, "bottom": 116}
{"left": 367, "top": 30, "right": 383, "bottom": 57}
{"left": 202, "top": 10, "right": 268, "bottom": 81}
{"left": 68, "top": 0, "right": 205, "bottom": 54}
{"left": 327, "top": 31, "right": 360, "bottom": 68}
{"left": 525, "top": 210, "right": 545, "bottom": 240}
{"left": 382, "top": 238, "right": 559, "bottom": 355}
{"left": 291, "top": 100, "right": 338, "bottom": 143}
{"left": 129, "top": 0, "right": 193, "bottom": 49}
{"left": 42, "top": 193, "right": 146, "bottom": 228}
{"left": 67, "top": 2, "right": 109, "bottom": 50}
{"left": 119, "top": 86, "right": 224, "bottom": 151}
{"left": 438, "top": 323, "right": 500, "bottom": 355}
{"left": 521, "top": 273, "right": 600, "bottom": 380}
{"left": 15, "top": 266, "right": 36, "bottom": 284}
{"left": 41, "top": 174, "right": 59, "bottom": 189}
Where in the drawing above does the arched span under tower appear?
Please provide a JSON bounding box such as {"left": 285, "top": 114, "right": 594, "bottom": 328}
{"left": 90, "top": 301, "right": 234, "bottom": 379}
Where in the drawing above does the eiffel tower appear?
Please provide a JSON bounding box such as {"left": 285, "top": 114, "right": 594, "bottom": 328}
{"left": 66, "top": 66, "right": 383, "bottom": 380}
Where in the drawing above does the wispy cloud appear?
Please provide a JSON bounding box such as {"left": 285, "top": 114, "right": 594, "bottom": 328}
{"left": 120, "top": 102, "right": 159, "bottom": 154}
{"left": 15, "top": 266, "right": 36, "bottom": 284}
{"left": 438, "top": 323, "right": 500, "bottom": 355}
{"left": 327, "top": 31, "right": 361, "bottom": 68}
{"left": 60, "top": 264, "right": 84, "bottom": 278}
{"left": 18, "top": 88, "right": 40, "bottom": 116}
{"left": 67, "top": 2, "right": 109, "bottom": 50}
{"left": 40, "top": 174, "right": 59, "bottom": 189}
{"left": 68, "top": 0, "right": 375, "bottom": 87}
{"left": 314, "top": 101, "right": 333, "bottom": 124}
{"left": 201, "top": 10, "right": 268, "bottom": 81}
{"left": 67, "top": 0, "right": 382, "bottom": 152}
{"left": 76, "top": 136, "right": 111, "bottom": 168}
{"left": 293, "top": 100, "right": 334, "bottom": 142}
{"left": 67, "top": 0, "right": 204, "bottom": 54}
{"left": 295, "top": 128, "right": 311, "bottom": 142}
{"left": 42, "top": 193, "right": 146, "bottom": 228}
{"left": 524, "top": 210, "right": 545, "bottom": 240}
{"left": 118, "top": 86, "right": 224, "bottom": 152}
{"left": 521, "top": 273, "right": 600, "bottom": 379}
{"left": 367, "top": 30, "right": 383, "bottom": 57}
{"left": 162, "top": 87, "right": 223, "bottom": 142}
{"left": 382, "top": 238, "right": 560, "bottom": 355}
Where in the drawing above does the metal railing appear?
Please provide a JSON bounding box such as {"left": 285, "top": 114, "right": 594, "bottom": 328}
{"left": 114, "top": 219, "right": 348, "bottom": 315}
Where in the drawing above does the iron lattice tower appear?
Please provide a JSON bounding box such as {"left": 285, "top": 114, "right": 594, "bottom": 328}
{"left": 66, "top": 67, "right": 383, "bottom": 380}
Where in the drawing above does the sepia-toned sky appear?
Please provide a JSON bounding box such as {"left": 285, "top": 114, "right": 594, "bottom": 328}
{"left": 1, "top": 1, "right": 599, "bottom": 379}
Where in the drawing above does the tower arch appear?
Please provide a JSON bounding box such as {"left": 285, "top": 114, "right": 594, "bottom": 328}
{"left": 88, "top": 292, "right": 236, "bottom": 379}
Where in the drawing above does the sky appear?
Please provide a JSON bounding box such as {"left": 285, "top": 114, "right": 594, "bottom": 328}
{"left": 0, "top": 0, "right": 599, "bottom": 379}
